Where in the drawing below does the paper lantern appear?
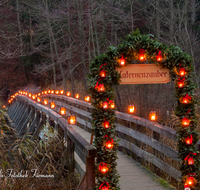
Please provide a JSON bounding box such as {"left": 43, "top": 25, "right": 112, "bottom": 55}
{"left": 48, "top": 90, "right": 51, "bottom": 93}
{"left": 98, "top": 84, "right": 105, "bottom": 92}
{"left": 188, "top": 157, "right": 194, "bottom": 165}
{"left": 85, "top": 96, "right": 90, "bottom": 102}
{"left": 103, "top": 102, "right": 108, "bottom": 109}
{"left": 32, "top": 95, "right": 36, "bottom": 100}
{"left": 128, "top": 105, "right": 135, "bottom": 113}
{"left": 44, "top": 91, "right": 47, "bottom": 94}
{"left": 100, "top": 70, "right": 106, "bottom": 78}
{"left": 66, "top": 92, "right": 71, "bottom": 97}
{"left": 50, "top": 102, "right": 55, "bottom": 109}
{"left": 51, "top": 90, "right": 54, "bottom": 94}
{"left": 181, "top": 94, "right": 191, "bottom": 104}
{"left": 37, "top": 97, "right": 41, "bottom": 102}
{"left": 187, "top": 177, "right": 194, "bottom": 186}
{"left": 120, "top": 55, "right": 125, "bottom": 66}
{"left": 68, "top": 116, "right": 76, "bottom": 124}
{"left": 43, "top": 99, "right": 48, "bottom": 105}
{"left": 42, "top": 91, "right": 44, "bottom": 94}
{"left": 55, "top": 90, "right": 59, "bottom": 94}
{"left": 75, "top": 93, "right": 79, "bottom": 99}
{"left": 182, "top": 117, "right": 190, "bottom": 126}
{"left": 185, "top": 136, "right": 193, "bottom": 145}
{"left": 139, "top": 49, "right": 145, "bottom": 61}
{"left": 105, "top": 139, "right": 114, "bottom": 149}
{"left": 3, "top": 105, "right": 5, "bottom": 108}
{"left": 156, "top": 55, "right": 162, "bottom": 62}
{"left": 110, "top": 102, "right": 115, "bottom": 109}
{"left": 60, "top": 107, "right": 66, "bottom": 115}
{"left": 178, "top": 78, "right": 185, "bottom": 88}
{"left": 38, "top": 93, "right": 41, "bottom": 96}
{"left": 60, "top": 90, "right": 64, "bottom": 94}
{"left": 8, "top": 99, "right": 11, "bottom": 104}
{"left": 99, "top": 182, "right": 109, "bottom": 190}
{"left": 103, "top": 121, "right": 110, "bottom": 129}
{"left": 179, "top": 67, "right": 186, "bottom": 76}
{"left": 99, "top": 162, "right": 108, "bottom": 174}
{"left": 150, "top": 111, "right": 156, "bottom": 121}
{"left": 29, "top": 93, "right": 32, "bottom": 97}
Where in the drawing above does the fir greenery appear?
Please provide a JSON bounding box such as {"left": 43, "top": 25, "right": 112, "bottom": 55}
{"left": 88, "top": 29, "right": 199, "bottom": 190}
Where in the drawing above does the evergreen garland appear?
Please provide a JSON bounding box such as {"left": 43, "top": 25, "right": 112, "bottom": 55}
{"left": 88, "top": 29, "right": 199, "bottom": 190}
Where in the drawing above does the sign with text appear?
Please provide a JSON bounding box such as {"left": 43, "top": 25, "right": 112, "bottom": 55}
{"left": 116, "top": 64, "right": 170, "bottom": 84}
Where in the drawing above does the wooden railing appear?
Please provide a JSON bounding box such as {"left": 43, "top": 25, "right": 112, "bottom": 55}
{"left": 7, "top": 95, "right": 96, "bottom": 190}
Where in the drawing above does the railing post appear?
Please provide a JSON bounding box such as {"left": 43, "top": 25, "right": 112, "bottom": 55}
{"left": 86, "top": 156, "right": 95, "bottom": 190}
{"left": 67, "top": 135, "right": 75, "bottom": 173}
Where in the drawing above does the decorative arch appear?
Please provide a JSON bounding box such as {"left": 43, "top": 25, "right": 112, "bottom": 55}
{"left": 88, "top": 29, "right": 199, "bottom": 190}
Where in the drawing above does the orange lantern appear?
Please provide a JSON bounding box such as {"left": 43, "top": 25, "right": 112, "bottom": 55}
{"left": 32, "top": 95, "right": 36, "bottom": 100}
{"left": 185, "top": 135, "right": 193, "bottom": 145}
{"left": 60, "top": 107, "right": 66, "bottom": 115}
{"left": 42, "top": 91, "right": 44, "bottom": 94}
{"left": 51, "top": 90, "right": 54, "bottom": 94}
{"left": 105, "top": 138, "right": 114, "bottom": 149}
{"left": 178, "top": 78, "right": 185, "bottom": 88}
{"left": 181, "top": 94, "right": 191, "bottom": 104}
{"left": 179, "top": 67, "right": 186, "bottom": 76}
{"left": 43, "top": 99, "right": 48, "bottom": 105}
{"left": 110, "top": 102, "right": 115, "bottom": 109}
{"left": 29, "top": 93, "right": 32, "bottom": 97}
{"left": 188, "top": 157, "right": 194, "bottom": 165}
{"left": 100, "top": 70, "right": 106, "bottom": 78}
{"left": 50, "top": 102, "right": 55, "bottom": 109}
{"left": 75, "top": 93, "right": 79, "bottom": 99}
{"left": 3, "top": 105, "right": 5, "bottom": 108}
{"left": 99, "top": 182, "right": 109, "bottom": 190}
{"left": 103, "top": 121, "right": 110, "bottom": 129}
{"left": 103, "top": 102, "right": 108, "bottom": 109}
{"left": 60, "top": 90, "right": 64, "bottom": 94}
{"left": 44, "top": 91, "right": 47, "bottom": 94}
{"left": 99, "top": 162, "right": 108, "bottom": 174}
{"left": 37, "top": 97, "right": 41, "bottom": 102}
{"left": 156, "top": 54, "right": 162, "bottom": 62}
{"left": 98, "top": 84, "right": 105, "bottom": 92}
{"left": 8, "top": 99, "right": 12, "bottom": 104}
{"left": 55, "top": 90, "right": 59, "bottom": 94}
{"left": 150, "top": 111, "right": 156, "bottom": 121}
{"left": 139, "top": 49, "right": 145, "bottom": 61}
{"left": 182, "top": 117, "right": 190, "bottom": 126}
{"left": 120, "top": 55, "right": 125, "bottom": 66}
{"left": 128, "top": 105, "right": 135, "bottom": 113}
{"left": 68, "top": 115, "right": 76, "bottom": 125}
{"left": 66, "top": 92, "right": 71, "bottom": 97}
{"left": 186, "top": 177, "right": 194, "bottom": 186}
{"left": 48, "top": 90, "right": 51, "bottom": 93}
{"left": 38, "top": 93, "right": 41, "bottom": 96}
{"left": 85, "top": 96, "right": 90, "bottom": 102}
{"left": 184, "top": 183, "right": 190, "bottom": 190}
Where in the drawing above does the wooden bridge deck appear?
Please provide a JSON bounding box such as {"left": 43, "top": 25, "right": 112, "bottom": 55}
{"left": 72, "top": 125, "right": 175, "bottom": 190}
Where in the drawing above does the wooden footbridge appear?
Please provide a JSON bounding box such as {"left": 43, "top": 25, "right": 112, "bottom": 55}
{"left": 6, "top": 93, "right": 186, "bottom": 190}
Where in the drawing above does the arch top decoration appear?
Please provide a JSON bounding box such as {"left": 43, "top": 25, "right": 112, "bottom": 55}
{"left": 88, "top": 29, "right": 199, "bottom": 190}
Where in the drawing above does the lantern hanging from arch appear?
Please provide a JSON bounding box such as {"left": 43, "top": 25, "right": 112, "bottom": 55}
{"left": 100, "top": 70, "right": 106, "bottom": 78}
{"left": 99, "top": 162, "right": 108, "bottom": 174}
{"left": 181, "top": 94, "right": 191, "bottom": 104}
{"left": 156, "top": 50, "right": 162, "bottom": 62}
{"left": 179, "top": 67, "right": 186, "bottom": 76}
{"left": 186, "top": 176, "right": 194, "bottom": 186}
{"left": 188, "top": 157, "right": 194, "bottom": 165}
{"left": 102, "top": 101, "right": 108, "bottom": 109}
{"left": 178, "top": 78, "right": 185, "bottom": 88}
{"left": 99, "top": 182, "right": 109, "bottom": 190}
{"left": 185, "top": 135, "right": 193, "bottom": 145}
{"left": 139, "top": 49, "right": 145, "bottom": 61}
{"left": 105, "top": 136, "right": 114, "bottom": 150}
{"left": 103, "top": 121, "right": 110, "bottom": 129}
{"left": 120, "top": 55, "right": 125, "bottom": 66}
{"left": 182, "top": 117, "right": 190, "bottom": 127}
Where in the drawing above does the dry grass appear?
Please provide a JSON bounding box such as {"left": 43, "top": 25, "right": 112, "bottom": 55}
{"left": 0, "top": 111, "right": 79, "bottom": 190}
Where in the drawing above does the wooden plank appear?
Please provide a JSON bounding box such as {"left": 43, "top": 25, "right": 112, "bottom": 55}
{"left": 118, "top": 138, "right": 181, "bottom": 180}
{"left": 116, "top": 124, "right": 180, "bottom": 162}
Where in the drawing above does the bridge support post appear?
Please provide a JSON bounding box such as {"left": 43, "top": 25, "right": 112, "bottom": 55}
{"left": 67, "top": 135, "right": 75, "bottom": 173}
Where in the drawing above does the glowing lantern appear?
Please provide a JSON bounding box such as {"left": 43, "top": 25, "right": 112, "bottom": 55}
{"left": 178, "top": 78, "right": 185, "bottom": 88}
{"left": 55, "top": 90, "right": 59, "bottom": 94}
{"left": 181, "top": 94, "right": 191, "bottom": 104}
{"left": 98, "top": 84, "right": 105, "bottom": 92}
{"left": 23, "top": 91, "right": 25, "bottom": 95}
{"left": 184, "top": 184, "right": 190, "bottom": 190}
{"left": 110, "top": 102, "right": 115, "bottom": 109}
{"left": 29, "top": 93, "right": 32, "bottom": 97}
{"left": 179, "top": 67, "right": 186, "bottom": 76}
{"left": 3, "top": 105, "right": 5, "bottom": 108}
{"left": 103, "top": 121, "right": 110, "bottom": 129}
{"left": 188, "top": 157, "right": 194, "bottom": 165}
{"left": 11, "top": 98, "right": 13, "bottom": 101}
{"left": 48, "top": 90, "right": 51, "bottom": 93}
{"left": 99, "top": 182, "right": 109, "bottom": 190}
{"left": 42, "top": 91, "right": 44, "bottom": 94}
{"left": 38, "top": 93, "right": 41, "bottom": 96}
{"left": 51, "top": 90, "right": 54, "bottom": 94}
{"left": 100, "top": 70, "right": 106, "bottom": 78}
{"left": 156, "top": 50, "right": 162, "bottom": 62}
{"left": 50, "top": 102, "right": 55, "bottom": 109}
{"left": 99, "top": 162, "right": 108, "bottom": 174}
{"left": 85, "top": 96, "right": 90, "bottom": 102}
{"left": 68, "top": 115, "right": 76, "bottom": 125}
{"left": 60, "top": 107, "right": 66, "bottom": 115}
{"left": 66, "top": 92, "right": 71, "bottom": 97}
{"left": 60, "top": 90, "right": 64, "bottom": 94}
{"left": 43, "top": 99, "right": 48, "bottom": 105}
{"left": 128, "top": 105, "right": 135, "bottom": 113}
{"left": 150, "top": 111, "right": 156, "bottom": 121}
{"left": 139, "top": 49, "right": 145, "bottom": 61}
{"left": 185, "top": 135, "right": 193, "bottom": 145}
{"left": 187, "top": 177, "right": 194, "bottom": 186}
{"left": 75, "top": 93, "right": 79, "bottom": 99}
{"left": 44, "top": 91, "right": 47, "bottom": 94}
{"left": 37, "top": 97, "right": 41, "bottom": 102}
{"left": 103, "top": 102, "right": 108, "bottom": 109}
{"left": 32, "top": 95, "right": 36, "bottom": 100}
{"left": 105, "top": 139, "right": 114, "bottom": 149}
{"left": 182, "top": 117, "right": 190, "bottom": 126}
{"left": 120, "top": 55, "right": 125, "bottom": 66}
{"left": 8, "top": 100, "right": 11, "bottom": 104}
